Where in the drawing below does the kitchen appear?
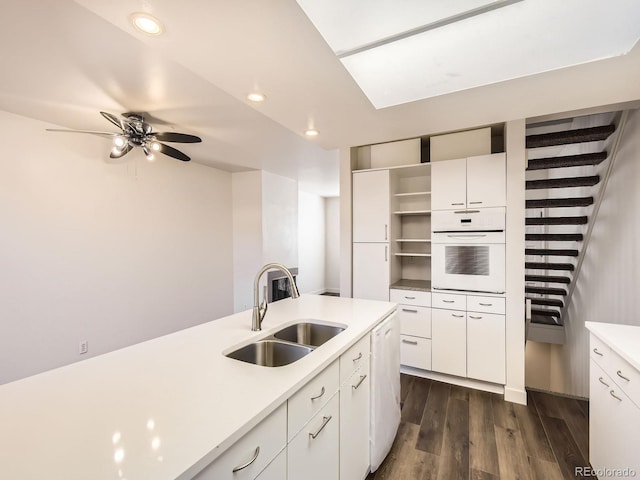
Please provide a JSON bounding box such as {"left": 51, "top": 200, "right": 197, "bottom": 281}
{"left": 2, "top": 1, "right": 640, "bottom": 479}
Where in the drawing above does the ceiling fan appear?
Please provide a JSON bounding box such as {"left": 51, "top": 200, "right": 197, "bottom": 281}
{"left": 47, "top": 111, "right": 201, "bottom": 162}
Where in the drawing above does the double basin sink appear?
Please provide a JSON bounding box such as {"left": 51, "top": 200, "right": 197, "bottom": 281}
{"left": 226, "top": 321, "right": 346, "bottom": 367}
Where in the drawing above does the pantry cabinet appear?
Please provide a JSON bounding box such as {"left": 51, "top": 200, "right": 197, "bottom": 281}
{"left": 353, "top": 243, "right": 389, "bottom": 301}
{"left": 353, "top": 169, "right": 390, "bottom": 242}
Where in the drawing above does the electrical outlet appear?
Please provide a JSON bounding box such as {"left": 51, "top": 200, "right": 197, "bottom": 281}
{"left": 79, "top": 341, "right": 88, "bottom": 355}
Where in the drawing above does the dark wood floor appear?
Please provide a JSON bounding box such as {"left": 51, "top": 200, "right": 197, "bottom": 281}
{"left": 367, "top": 374, "right": 590, "bottom": 480}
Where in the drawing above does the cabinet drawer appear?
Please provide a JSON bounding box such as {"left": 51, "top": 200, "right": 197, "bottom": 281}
{"left": 590, "top": 334, "right": 611, "bottom": 370}
{"left": 610, "top": 350, "right": 640, "bottom": 408}
{"left": 194, "top": 403, "right": 286, "bottom": 480}
{"left": 340, "top": 334, "right": 371, "bottom": 384}
{"left": 288, "top": 360, "right": 339, "bottom": 441}
{"left": 467, "top": 295, "right": 505, "bottom": 314}
{"left": 432, "top": 292, "right": 466, "bottom": 310}
{"left": 398, "top": 305, "right": 431, "bottom": 338}
{"left": 400, "top": 335, "right": 432, "bottom": 370}
{"left": 390, "top": 289, "right": 431, "bottom": 307}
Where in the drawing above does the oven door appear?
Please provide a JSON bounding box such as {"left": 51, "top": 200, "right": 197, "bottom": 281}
{"left": 432, "top": 234, "right": 505, "bottom": 294}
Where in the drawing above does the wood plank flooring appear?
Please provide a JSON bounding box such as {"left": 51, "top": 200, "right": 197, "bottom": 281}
{"left": 367, "top": 374, "right": 590, "bottom": 480}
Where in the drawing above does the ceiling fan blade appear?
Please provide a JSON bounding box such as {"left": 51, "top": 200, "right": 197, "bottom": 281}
{"left": 158, "top": 142, "right": 191, "bottom": 162}
{"left": 46, "top": 128, "right": 121, "bottom": 138}
{"left": 109, "top": 143, "right": 133, "bottom": 159}
{"left": 154, "top": 132, "right": 202, "bottom": 143}
{"left": 100, "top": 111, "right": 126, "bottom": 130}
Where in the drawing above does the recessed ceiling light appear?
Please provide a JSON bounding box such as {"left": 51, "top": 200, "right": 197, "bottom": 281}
{"left": 130, "top": 13, "right": 164, "bottom": 35}
{"left": 247, "top": 92, "right": 266, "bottom": 103}
{"left": 305, "top": 129, "right": 319, "bottom": 137}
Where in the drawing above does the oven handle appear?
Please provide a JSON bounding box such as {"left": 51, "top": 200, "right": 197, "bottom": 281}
{"left": 445, "top": 234, "right": 487, "bottom": 239}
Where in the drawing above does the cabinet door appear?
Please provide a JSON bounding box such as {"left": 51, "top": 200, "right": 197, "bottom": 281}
{"left": 352, "top": 243, "right": 389, "bottom": 301}
{"left": 466, "top": 153, "right": 506, "bottom": 208}
{"left": 589, "top": 360, "right": 610, "bottom": 475}
{"left": 466, "top": 312, "right": 505, "bottom": 384}
{"left": 340, "top": 368, "right": 370, "bottom": 480}
{"left": 254, "top": 449, "right": 286, "bottom": 480}
{"left": 288, "top": 394, "right": 339, "bottom": 480}
{"left": 353, "top": 170, "right": 390, "bottom": 242}
{"left": 431, "top": 158, "right": 466, "bottom": 211}
{"left": 431, "top": 308, "right": 466, "bottom": 377}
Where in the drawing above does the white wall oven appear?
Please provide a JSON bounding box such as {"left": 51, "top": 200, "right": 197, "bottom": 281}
{"left": 432, "top": 208, "right": 506, "bottom": 294}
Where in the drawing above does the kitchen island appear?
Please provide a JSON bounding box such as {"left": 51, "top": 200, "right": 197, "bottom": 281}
{"left": 0, "top": 294, "right": 396, "bottom": 479}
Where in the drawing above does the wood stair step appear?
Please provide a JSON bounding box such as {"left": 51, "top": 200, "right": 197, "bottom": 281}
{"left": 526, "top": 233, "right": 583, "bottom": 241}
{"left": 526, "top": 216, "right": 588, "bottom": 226}
{"left": 526, "top": 175, "right": 600, "bottom": 190}
{"left": 525, "top": 274, "right": 571, "bottom": 284}
{"left": 526, "top": 286, "right": 567, "bottom": 296}
{"left": 526, "top": 262, "right": 575, "bottom": 271}
{"left": 531, "top": 312, "right": 563, "bottom": 326}
{"left": 526, "top": 124, "right": 615, "bottom": 148}
{"left": 527, "top": 152, "right": 607, "bottom": 170}
{"left": 527, "top": 297, "right": 564, "bottom": 308}
{"left": 526, "top": 248, "right": 579, "bottom": 257}
{"left": 526, "top": 197, "right": 594, "bottom": 208}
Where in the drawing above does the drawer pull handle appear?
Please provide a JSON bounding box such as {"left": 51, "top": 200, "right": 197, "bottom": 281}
{"left": 442, "top": 300, "right": 455, "bottom": 303}
{"left": 593, "top": 348, "right": 603, "bottom": 356}
{"left": 610, "top": 390, "right": 622, "bottom": 402}
{"left": 402, "top": 308, "right": 418, "bottom": 313}
{"left": 452, "top": 202, "right": 465, "bottom": 206}
{"left": 309, "top": 416, "right": 332, "bottom": 439}
{"left": 232, "top": 446, "right": 260, "bottom": 472}
{"left": 310, "top": 386, "right": 325, "bottom": 401}
{"left": 598, "top": 377, "right": 610, "bottom": 387}
{"left": 469, "top": 315, "right": 482, "bottom": 320}
{"left": 469, "top": 201, "right": 483, "bottom": 205}
{"left": 479, "top": 302, "right": 493, "bottom": 306}
{"left": 402, "top": 339, "right": 418, "bottom": 345}
{"left": 617, "top": 370, "right": 631, "bottom": 382}
{"left": 352, "top": 352, "right": 363, "bottom": 362}
{"left": 452, "top": 314, "right": 464, "bottom": 318}
{"left": 404, "top": 296, "right": 416, "bottom": 300}
{"left": 353, "top": 374, "right": 367, "bottom": 390}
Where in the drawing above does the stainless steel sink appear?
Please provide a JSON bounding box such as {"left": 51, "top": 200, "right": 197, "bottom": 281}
{"left": 273, "top": 322, "right": 346, "bottom": 347}
{"left": 226, "top": 340, "right": 313, "bottom": 367}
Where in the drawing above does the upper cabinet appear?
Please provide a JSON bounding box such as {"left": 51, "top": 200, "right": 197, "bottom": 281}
{"left": 432, "top": 153, "right": 506, "bottom": 211}
{"left": 353, "top": 169, "right": 390, "bottom": 242}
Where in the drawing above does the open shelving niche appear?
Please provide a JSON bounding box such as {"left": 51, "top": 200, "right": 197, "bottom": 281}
{"left": 390, "top": 163, "right": 431, "bottom": 291}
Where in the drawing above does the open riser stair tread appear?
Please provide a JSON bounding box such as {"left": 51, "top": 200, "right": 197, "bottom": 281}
{"left": 526, "top": 216, "right": 588, "bottom": 226}
{"left": 531, "top": 313, "right": 563, "bottom": 326}
{"left": 526, "top": 175, "right": 600, "bottom": 190}
{"left": 525, "top": 286, "right": 567, "bottom": 296}
{"left": 525, "top": 248, "right": 579, "bottom": 256}
{"left": 527, "top": 297, "right": 564, "bottom": 308}
{"left": 527, "top": 151, "right": 608, "bottom": 170}
{"left": 526, "top": 233, "right": 583, "bottom": 241}
{"left": 525, "top": 274, "right": 571, "bottom": 284}
{"left": 525, "top": 262, "right": 575, "bottom": 271}
{"left": 525, "top": 124, "right": 615, "bottom": 148}
{"left": 526, "top": 197, "right": 594, "bottom": 208}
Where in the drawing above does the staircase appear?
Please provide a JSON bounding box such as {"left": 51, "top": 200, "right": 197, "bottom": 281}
{"left": 525, "top": 119, "right": 619, "bottom": 344}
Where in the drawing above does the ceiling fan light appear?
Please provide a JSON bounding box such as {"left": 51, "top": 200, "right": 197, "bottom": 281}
{"left": 114, "top": 137, "right": 126, "bottom": 148}
{"left": 112, "top": 146, "right": 121, "bottom": 155}
{"left": 146, "top": 153, "right": 155, "bottom": 162}
{"left": 150, "top": 142, "right": 161, "bottom": 151}
{"left": 130, "top": 13, "right": 164, "bottom": 35}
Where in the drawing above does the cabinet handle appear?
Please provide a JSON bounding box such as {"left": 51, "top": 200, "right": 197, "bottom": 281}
{"left": 310, "top": 386, "right": 325, "bottom": 401}
{"left": 402, "top": 339, "right": 418, "bottom": 345}
{"left": 479, "top": 302, "right": 493, "bottom": 306}
{"left": 617, "top": 370, "right": 631, "bottom": 382}
{"left": 404, "top": 296, "right": 416, "bottom": 300}
{"left": 309, "top": 416, "right": 332, "bottom": 439}
{"left": 402, "top": 308, "right": 418, "bottom": 313}
{"left": 385, "top": 246, "right": 388, "bottom": 262}
{"left": 385, "top": 224, "right": 388, "bottom": 241}
{"left": 442, "top": 300, "right": 455, "bottom": 303}
{"left": 452, "top": 314, "right": 464, "bottom": 318}
{"left": 352, "top": 352, "right": 363, "bottom": 362}
{"left": 598, "top": 377, "right": 609, "bottom": 387}
{"left": 469, "top": 201, "right": 483, "bottom": 205}
{"left": 352, "top": 374, "right": 367, "bottom": 390}
{"left": 593, "top": 348, "right": 603, "bottom": 357}
{"left": 609, "top": 390, "right": 623, "bottom": 402}
{"left": 469, "top": 315, "right": 483, "bottom": 320}
{"left": 451, "top": 202, "right": 465, "bottom": 206}
{"left": 232, "top": 446, "right": 260, "bottom": 472}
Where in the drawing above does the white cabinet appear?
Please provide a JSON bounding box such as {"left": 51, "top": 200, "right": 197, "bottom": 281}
{"left": 432, "top": 153, "right": 506, "bottom": 211}
{"left": 431, "top": 308, "right": 466, "bottom": 377}
{"left": 340, "top": 343, "right": 371, "bottom": 480}
{"left": 466, "top": 312, "right": 505, "bottom": 384}
{"left": 353, "top": 243, "right": 389, "bottom": 301}
{"left": 255, "top": 450, "right": 286, "bottom": 480}
{"left": 353, "top": 170, "right": 389, "bottom": 242}
{"left": 288, "top": 393, "right": 340, "bottom": 480}
{"left": 392, "top": 288, "right": 432, "bottom": 370}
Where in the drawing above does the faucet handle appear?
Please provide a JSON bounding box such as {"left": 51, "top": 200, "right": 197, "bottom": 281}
{"left": 259, "top": 285, "right": 268, "bottom": 318}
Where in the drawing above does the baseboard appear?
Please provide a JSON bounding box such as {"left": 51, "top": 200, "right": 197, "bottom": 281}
{"left": 323, "top": 287, "right": 340, "bottom": 294}
{"left": 504, "top": 386, "right": 528, "bottom": 405}
{"left": 400, "top": 365, "right": 505, "bottom": 395}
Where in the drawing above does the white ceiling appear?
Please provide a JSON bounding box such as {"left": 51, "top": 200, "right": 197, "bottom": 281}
{"left": 2, "top": 1, "right": 640, "bottom": 197}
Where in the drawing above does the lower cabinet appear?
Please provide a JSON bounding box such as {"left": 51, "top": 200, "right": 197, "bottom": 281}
{"left": 340, "top": 363, "right": 371, "bottom": 480}
{"left": 255, "top": 450, "right": 286, "bottom": 480}
{"left": 288, "top": 393, "right": 340, "bottom": 480}
{"left": 431, "top": 308, "right": 466, "bottom": 377}
{"left": 467, "top": 312, "right": 505, "bottom": 384}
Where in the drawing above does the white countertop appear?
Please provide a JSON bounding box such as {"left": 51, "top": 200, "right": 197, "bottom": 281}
{"left": 585, "top": 321, "right": 640, "bottom": 371}
{"left": 0, "top": 295, "right": 395, "bottom": 480}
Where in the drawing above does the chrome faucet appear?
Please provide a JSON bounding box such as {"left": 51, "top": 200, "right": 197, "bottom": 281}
{"left": 252, "top": 263, "right": 300, "bottom": 331}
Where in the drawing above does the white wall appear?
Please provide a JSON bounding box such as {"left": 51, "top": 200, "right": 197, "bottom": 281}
{"left": 297, "top": 191, "right": 325, "bottom": 294}
{"left": 546, "top": 108, "right": 640, "bottom": 398}
{"left": 0, "top": 111, "right": 234, "bottom": 384}
{"left": 324, "top": 197, "right": 340, "bottom": 293}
